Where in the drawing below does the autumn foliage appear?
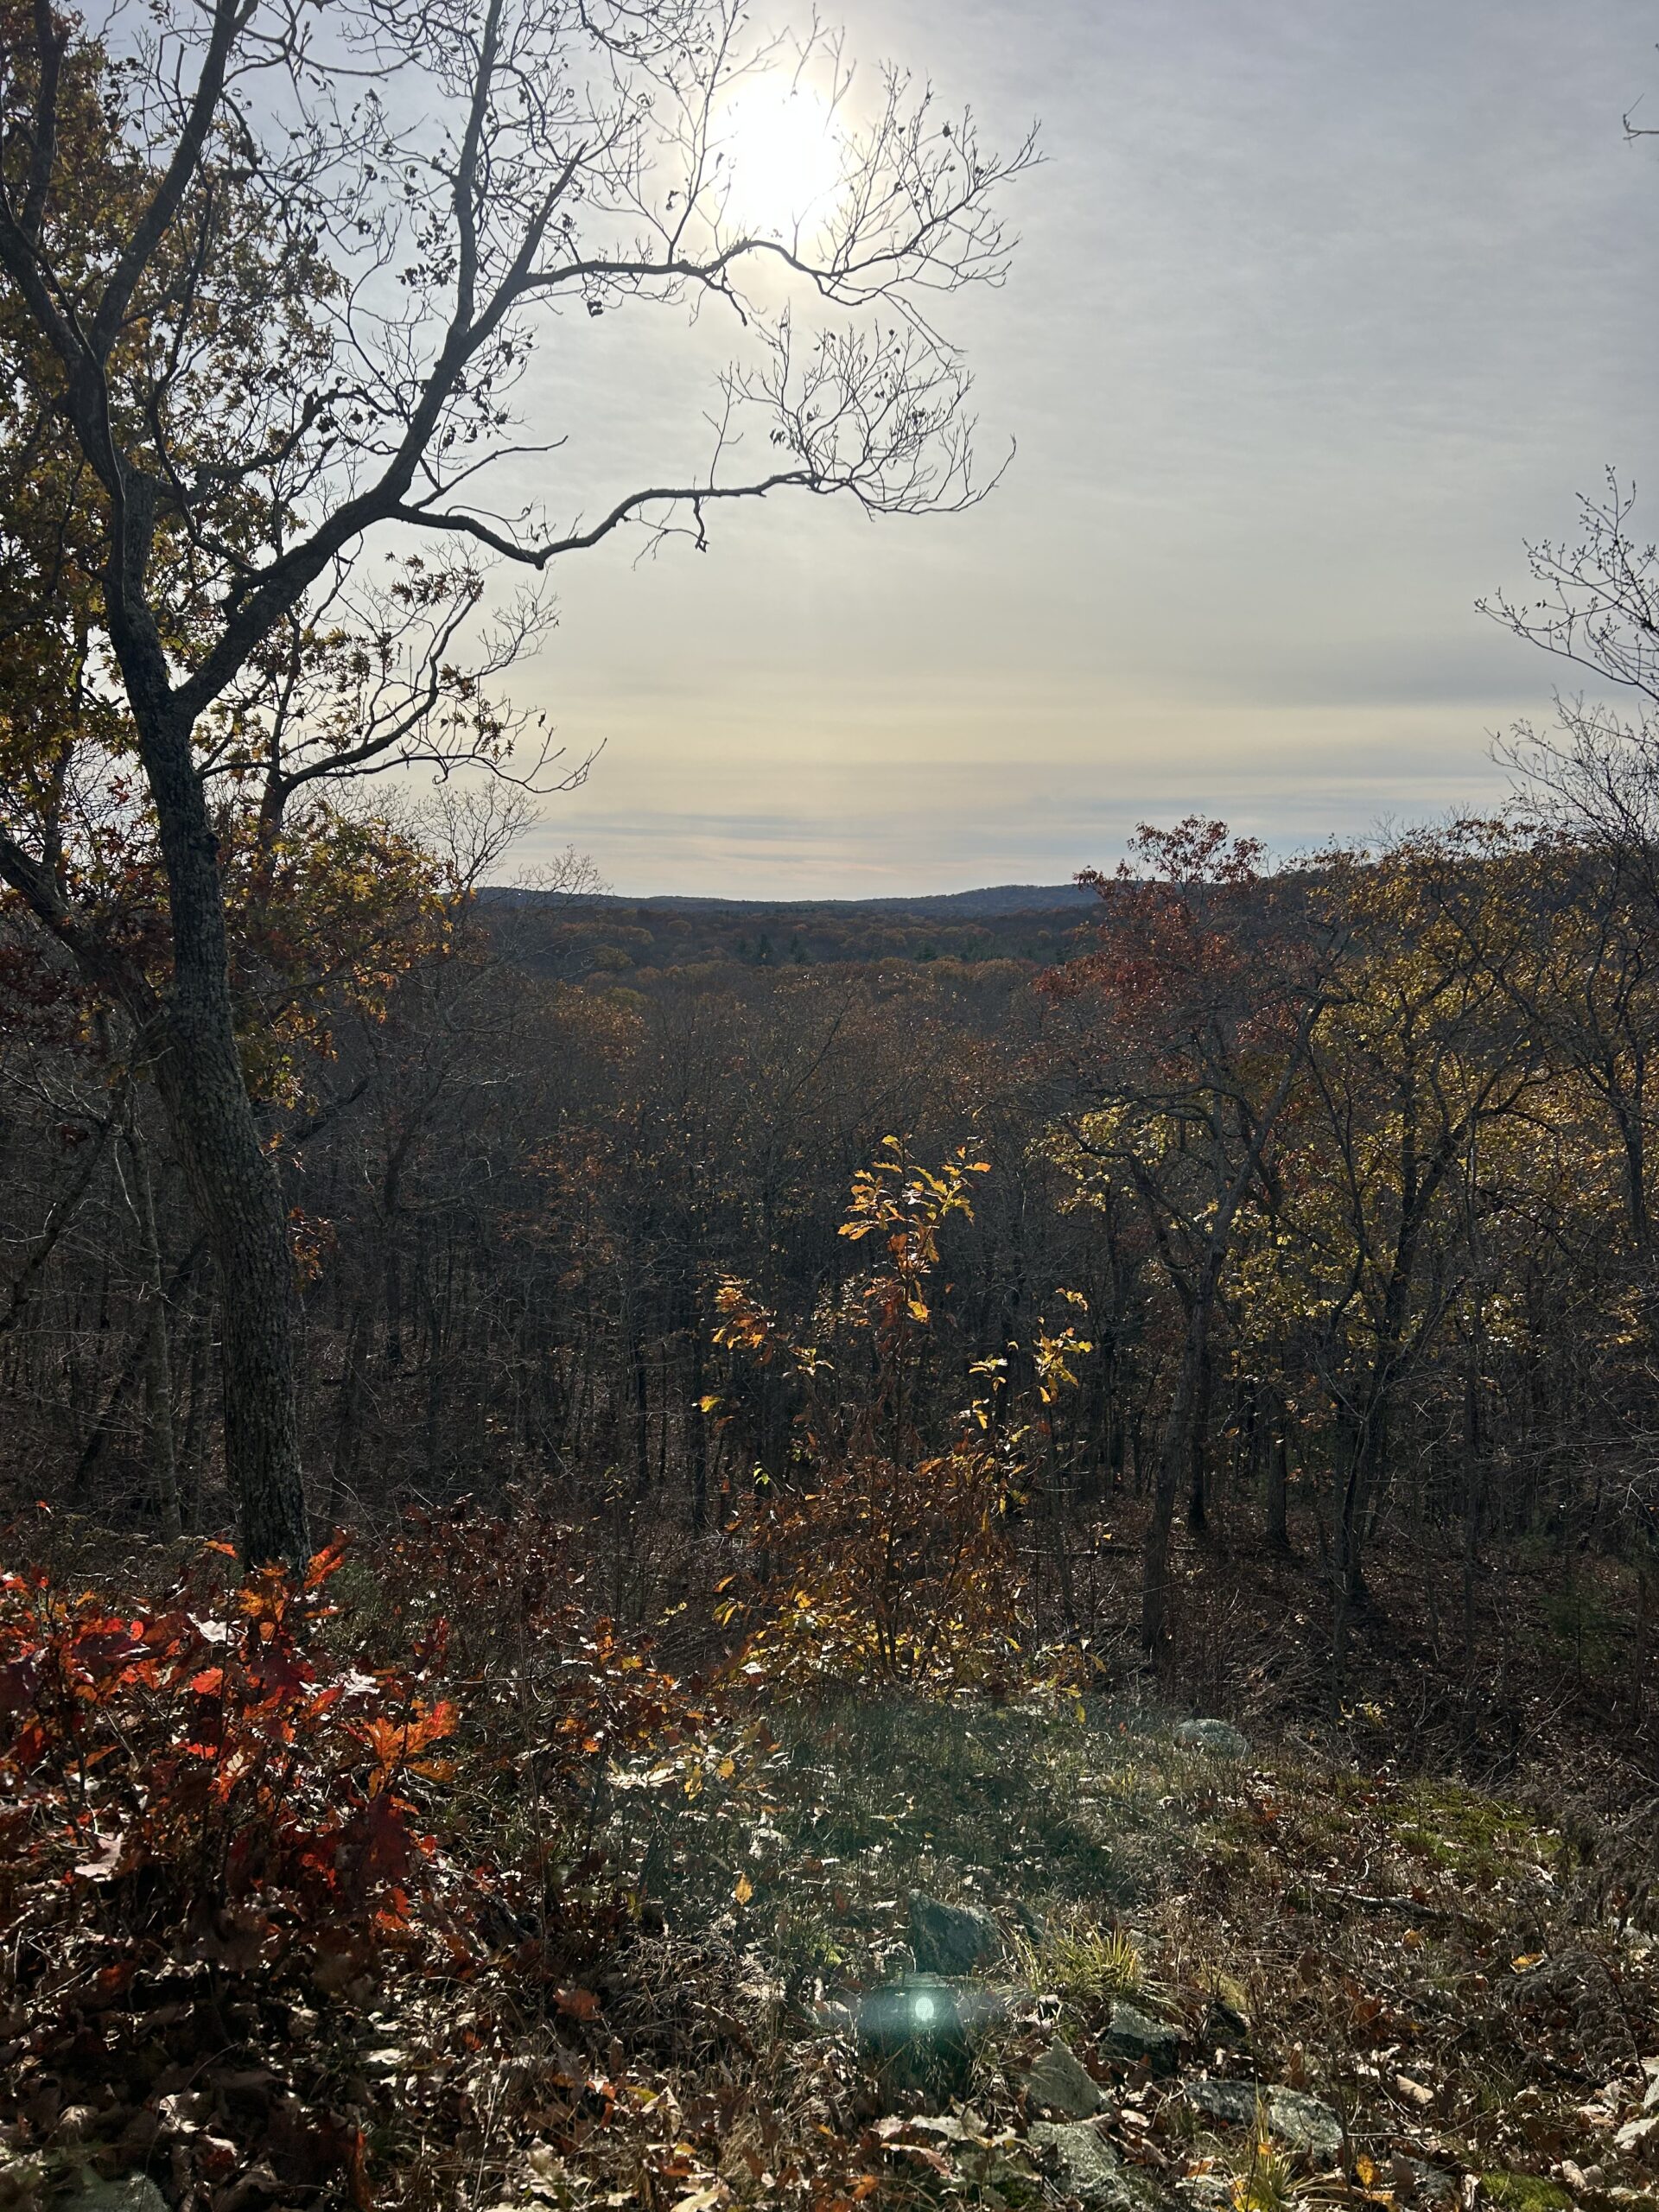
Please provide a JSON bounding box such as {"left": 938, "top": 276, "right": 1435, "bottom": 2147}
{"left": 712, "top": 1141, "right": 1092, "bottom": 1692}
{"left": 0, "top": 1541, "right": 463, "bottom": 1942}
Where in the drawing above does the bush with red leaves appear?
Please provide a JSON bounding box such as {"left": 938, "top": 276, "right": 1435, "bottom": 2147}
{"left": 0, "top": 1541, "right": 460, "bottom": 1955}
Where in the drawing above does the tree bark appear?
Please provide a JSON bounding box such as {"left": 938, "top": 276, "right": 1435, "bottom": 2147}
{"left": 125, "top": 1123, "right": 181, "bottom": 1542}
{"left": 1141, "top": 1284, "right": 1214, "bottom": 1650}
{"left": 135, "top": 697, "right": 309, "bottom": 1567}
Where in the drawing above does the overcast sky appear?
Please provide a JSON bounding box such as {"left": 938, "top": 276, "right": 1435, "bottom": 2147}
{"left": 511, "top": 0, "right": 1659, "bottom": 897}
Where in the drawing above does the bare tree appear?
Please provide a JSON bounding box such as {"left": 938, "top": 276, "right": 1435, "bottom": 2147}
{"left": 0, "top": 0, "right": 1033, "bottom": 1559}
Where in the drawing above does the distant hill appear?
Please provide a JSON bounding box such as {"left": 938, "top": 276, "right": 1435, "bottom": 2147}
{"left": 477, "top": 881, "right": 1099, "bottom": 983}
{"left": 480, "top": 881, "right": 1096, "bottom": 918}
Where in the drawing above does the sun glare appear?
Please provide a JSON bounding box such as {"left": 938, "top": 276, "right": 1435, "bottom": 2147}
{"left": 716, "top": 77, "right": 843, "bottom": 235}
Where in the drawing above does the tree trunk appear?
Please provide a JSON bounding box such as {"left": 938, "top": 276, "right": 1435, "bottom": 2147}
{"left": 125, "top": 1125, "right": 181, "bottom": 1542}
{"left": 1185, "top": 1344, "right": 1211, "bottom": 1535}
{"left": 1141, "top": 1291, "right": 1213, "bottom": 1650}
{"left": 137, "top": 697, "right": 309, "bottom": 1568}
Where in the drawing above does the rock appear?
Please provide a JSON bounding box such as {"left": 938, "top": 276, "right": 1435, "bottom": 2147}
{"left": 1173, "top": 1719, "right": 1250, "bottom": 1759}
{"left": 1183, "top": 2078, "right": 1344, "bottom": 2163}
{"left": 908, "top": 1890, "right": 1001, "bottom": 1976}
{"left": 1177, "top": 2177, "right": 1234, "bottom": 2212}
{"left": 1027, "top": 2038, "right": 1106, "bottom": 2119}
{"left": 1103, "top": 2000, "right": 1182, "bottom": 2076}
{"left": 1395, "top": 2158, "right": 1459, "bottom": 2205}
{"left": 61, "top": 2176, "right": 170, "bottom": 2212}
{"left": 1029, "top": 2121, "right": 1175, "bottom": 2212}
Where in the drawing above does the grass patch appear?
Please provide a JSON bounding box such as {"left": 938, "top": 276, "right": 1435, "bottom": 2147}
{"left": 1013, "top": 1907, "right": 1143, "bottom": 2006}
{"left": 1483, "top": 2175, "right": 1573, "bottom": 2212}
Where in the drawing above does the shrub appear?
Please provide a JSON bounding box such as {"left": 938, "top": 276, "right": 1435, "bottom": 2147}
{"left": 0, "top": 1542, "right": 459, "bottom": 1955}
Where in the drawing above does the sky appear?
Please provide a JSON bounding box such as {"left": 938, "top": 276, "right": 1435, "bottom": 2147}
{"left": 508, "top": 0, "right": 1659, "bottom": 898}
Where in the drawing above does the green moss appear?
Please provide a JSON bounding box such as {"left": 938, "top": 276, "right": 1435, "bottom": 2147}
{"left": 1483, "top": 2173, "right": 1573, "bottom": 2212}
{"left": 1390, "top": 1781, "right": 1548, "bottom": 1876}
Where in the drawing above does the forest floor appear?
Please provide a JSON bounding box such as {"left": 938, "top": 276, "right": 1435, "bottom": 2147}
{"left": 3, "top": 1521, "right": 1657, "bottom": 2212}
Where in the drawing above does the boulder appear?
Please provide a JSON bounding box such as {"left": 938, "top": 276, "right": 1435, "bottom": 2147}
{"left": 1103, "top": 2000, "right": 1182, "bottom": 2077}
{"left": 1183, "top": 2078, "right": 1343, "bottom": 2162}
{"left": 908, "top": 1890, "right": 1001, "bottom": 1976}
{"left": 1173, "top": 1719, "right": 1250, "bottom": 1759}
{"left": 1027, "top": 2038, "right": 1106, "bottom": 2119}
{"left": 1029, "top": 2122, "right": 1176, "bottom": 2212}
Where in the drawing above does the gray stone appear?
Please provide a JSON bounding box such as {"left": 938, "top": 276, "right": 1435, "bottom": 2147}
{"left": 1173, "top": 1719, "right": 1250, "bottom": 1759}
{"left": 1182, "top": 2078, "right": 1343, "bottom": 2163}
{"left": 908, "top": 1889, "right": 1001, "bottom": 1976}
{"left": 1028, "top": 2122, "right": 1175, "bottom": 2212}
{"left": 1395, "top": 2158, "right": 1459, "bottom": 2205}
{"left": 1027, "top": 2038, "right": 1106, "bottom": 2119}
{"left": 1103, "top": 2000, "right": 1182, "bottom": 2077}
{"left": 1177, "top": 2179, "right": 1235, "bottom": 2212}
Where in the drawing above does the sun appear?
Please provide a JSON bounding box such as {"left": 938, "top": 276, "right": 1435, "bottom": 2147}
{"left": 716, "top": 76, "right": 843, "bottom": 236}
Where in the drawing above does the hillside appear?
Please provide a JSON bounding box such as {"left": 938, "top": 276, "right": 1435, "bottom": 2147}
{"left": 480, "top": 887, "right": 1097, "bottom": 981}
{"left": 480, "top": 883, "right": 1100, "bottom": 918}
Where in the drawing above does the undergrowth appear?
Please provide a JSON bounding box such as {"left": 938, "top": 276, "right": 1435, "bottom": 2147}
{"left": 3, "top": 1508, "right": 1658, "bottom": 2212}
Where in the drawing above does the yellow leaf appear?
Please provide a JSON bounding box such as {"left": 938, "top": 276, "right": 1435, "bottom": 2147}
{"left": 697, "top": 1394, "right": 721, "bottom": 1414}
{"left": 734, "top": 1872, "right": 753, "bottom": 1904}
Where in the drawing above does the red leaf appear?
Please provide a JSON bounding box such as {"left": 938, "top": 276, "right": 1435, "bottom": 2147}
{"left": 304, "top": 1538, "right": 350, "bottom": 1592}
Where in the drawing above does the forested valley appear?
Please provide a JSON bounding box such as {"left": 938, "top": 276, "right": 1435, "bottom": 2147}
{"left": 10, "top": 817, "right": 1659, "bottom": 1732}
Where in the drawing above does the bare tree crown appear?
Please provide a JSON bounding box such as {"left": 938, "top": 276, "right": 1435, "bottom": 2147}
{"left": 0, "top": 0, "right": 1033, "bottom": 832}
